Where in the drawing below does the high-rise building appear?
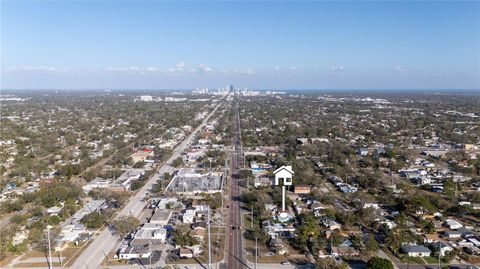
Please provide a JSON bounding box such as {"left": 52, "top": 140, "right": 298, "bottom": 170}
{"left": 229, "top": 85, "right": 234, "bottom": 92}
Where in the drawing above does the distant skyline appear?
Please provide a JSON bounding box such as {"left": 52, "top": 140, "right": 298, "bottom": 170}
{"left": 1, "top": 1, "right": 479, "bottom": 90}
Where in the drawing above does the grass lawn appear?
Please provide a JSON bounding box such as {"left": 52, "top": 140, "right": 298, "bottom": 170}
{"left": 11, "top": 241, "right": 91, "bottom": 268}
{"left": 422, "top": 256, "right": 440, "bottom": 264}
{"left": 400, "top": 256, "right": 426, "bottom": 264}
{"left": 243, "top": 234, "right": 307, "bottom": 264}
{"left": 0, "top": 254, "right": 18, "bottom": 267}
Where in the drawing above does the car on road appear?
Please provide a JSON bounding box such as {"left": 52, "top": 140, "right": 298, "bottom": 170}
{"left": 281, "top": 262, "right": 291, "bottom": 265}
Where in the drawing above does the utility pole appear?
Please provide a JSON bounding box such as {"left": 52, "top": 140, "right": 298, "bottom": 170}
{"left": 46, "top": 225, "right": 53, "bottom": 269}
{"left": 208, "top": 206, "right": 212, "bottom": 269}
{"left": 103, "top": 250, "right": 111, "bottom": 264}
{"left": 255, "top": 237, "right": 258, "bottom": 269}
{"left": 251, "top": 205, "right": 254, "bottom": 229}
{"left": 438, "top": 241, "right": 442, "bottom": 269}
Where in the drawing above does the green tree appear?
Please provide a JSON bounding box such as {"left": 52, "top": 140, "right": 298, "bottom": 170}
{"left": 444, "top": 179, "right": 456, "bottom": 198}
{"left": 81, "top": 211, "right": 106, "bottom": 229}
{"left": 111, "top": 216, "right": 140, "bottom": 236}
{"left": 366, "top": 257, "right": 394, "bottom": 269}
{"left": 133, "top": 161, "right": 145, "bottom": 168}
{"left": 172, "top": 157, "right": 183, "bottom": 168}
{"left": 172, "top": 224, "right": 198, "bottom": 247}
{"left": 365, "top": 234, "right": 379, "bottom": 252}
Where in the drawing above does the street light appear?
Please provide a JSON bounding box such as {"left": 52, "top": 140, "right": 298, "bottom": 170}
{"left": 46, "top": 225, "right": 53, "bottom": 269}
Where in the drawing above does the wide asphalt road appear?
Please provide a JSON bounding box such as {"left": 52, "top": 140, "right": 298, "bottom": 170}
{"left": 227, "top": 99, "right": 245, "bottom": 269}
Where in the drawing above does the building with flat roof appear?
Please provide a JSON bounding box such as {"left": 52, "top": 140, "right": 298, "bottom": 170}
{"left": 165, "top": 168, "right": 222, "bottom": 194}
{"left": 150, "top": 209, "right": 172, "bottom": 225}
{"left": 118, "top": 245, "right": 152, "bottom": 259}
{"left": 131, "top": 226, "right": 167, "bottom": 246}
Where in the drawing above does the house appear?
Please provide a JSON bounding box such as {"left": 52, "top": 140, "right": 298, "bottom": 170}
{"left": 468, "top": 238, "right": 480, "bottom": 247}
{"left": 401, "top": 245, "right": 432, "bottom": 257}
{"left": 262, "top": 220, "right": 295, "bottom": 238}
{"left": 458, "top": 240, "right": 474, "bottom": 248}
{"left": 273, "top": 166, "right": 294, "bottom": 186}
{"left": 444, "top": 230, "right": 462, "bottom": 239}
{"left": 403, "top": 171, "right": 421, "bottom": 180}
{"left": 296, "top": 138, "right": 309, "bottom": 145}
{"left": 47, "top": 206, "right": 62, "bottom": 216}
{"left": 179, "top": 248, "right": 194, "bottom": 259}
{"left": 131, "top": 224, "right": 167, "bottom": 246}
{"left": 444, "top": 219, "right": 463, "bottom": 229}
{"left": 82, "top": 177, "right": 112, "bottom": 193}
{"left": 322, "top": 220, "right": 341, "bottom": 231}
{"left": 464, "top": 246, "right": 480, "bottom": 256}
{"left": 254, "top": 177, "right": 272, "bottom": 188}
{"left": 182, "top": 211, "right": 195, "bottom": 224}
{"left": 150, "top": 209, "right": 173, "bottom": 225}
{"left": 414, "top": 176, "right": 431, "bottom": 185}
{"left": 464, "top": 144, "right": 475, "bottom": 150}
{"left": 190, "top": 228, "right": 206, "bottom": 242}
{"left": 310, "top": 201, "right": 326, "bottom": 211}
{"left": 379, "top": 219, "right": 397, "bottom": 229}
{"left": 294, "top": 185, "right": 311, "bottom": 194}
{"left": 12, "top": 230, "right": 28, "bottom": 245}
{"left": 357, "top": 148, "right": 369, "bottom": 156}
{"left": 422, "top": 150, "right": 448, "bottom": 159}
{"left": 331, "top": 246, "right": 359, "bottom": 257}
{"left": 457, "top": 227, "right": 475, "bottom": 238}
{"left": 269, "top": 238, "right": 288, "bottom": 255}
{"left": 118, "top": 245, "right": 152, "bottom": 259}
{"left": 363, "top": 203, "right": 380, "bottom": 209}
{"left": 338, "top": 184, "right": 358, "bottom": 193}
{"left": 423, "top": 234, "right": 440, "bottom": 243}
{"left": 432, "top": 241, "right": 453, "bottom": 256}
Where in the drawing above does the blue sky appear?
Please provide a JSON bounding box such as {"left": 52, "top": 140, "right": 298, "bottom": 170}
{"left": 1, "top": 1, "right": 479, "bottom": 90}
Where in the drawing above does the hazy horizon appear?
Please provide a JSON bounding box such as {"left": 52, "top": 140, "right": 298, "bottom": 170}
{"left": 2, "top": 1, "right": 479, "bottom": 90}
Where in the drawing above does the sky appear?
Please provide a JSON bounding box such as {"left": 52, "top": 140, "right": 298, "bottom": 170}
{"left": 1, "top": 1, "right": 479, "bottom": 90}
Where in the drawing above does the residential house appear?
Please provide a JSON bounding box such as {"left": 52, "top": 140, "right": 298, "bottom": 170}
{"left": 401, "top": 245, "right": 432, "bottom": 257}
{"left": 357, "top": 148, "right": 369, "bottom": 156}
{"left": 322, "top": 219, "right": 341, "bottom": 231}
{"left": 444, "top": 230, "right": 462, "bottom": 239}
{"left": 254, "top": 177, "right": 272, "bottom": 188}
{"left": 182, "top": 210, "right": 196, "bottom": 224}
{"left": 150, "top": 209, "right": 173, "bottom": 225}
{"left": 444, "top": 219, "right": 463, "bottom": 229}
{"left": 131, "top": 224, "right": 167, "bottom": 246}
{"left": 118, "top": 245, "right": 152, "bottom": 259}
{"left": 331, "top": 246, "right": 359, "bottom": 257}
{"left": 294, "top": 185, "right": 311, "bottom": 194}
{"left": 423, "top": 234, "right": 440, "bottom": 243}
{"left": 432, "top": 241, "right": 453, "bottom": 256}
{"left": 465, "top": 246, "right": 480, "bottom": 256}
{"left": 179, "top": 248, "right": 194, "bottom": 259}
